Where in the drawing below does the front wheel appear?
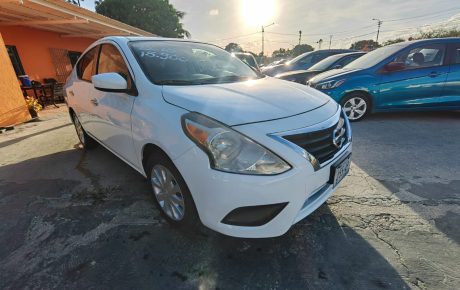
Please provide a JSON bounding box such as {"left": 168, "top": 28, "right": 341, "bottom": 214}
{"left": 147, "top": 153, "right": 200, "bottom": 228}
{"left": 341, "top": 93, "right": 370, "bottom": 121}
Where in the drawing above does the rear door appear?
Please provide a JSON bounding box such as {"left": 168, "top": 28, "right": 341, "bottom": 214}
{"left": 70, "top": 46, "right": 99, "bottom": 134}
{"left": 377, "top": 43, "right": 449, "bottom": 109}
{"left": 440, "top": 42, "right": 460, "bottom": 107}
{"left": 90, "top": 42, "right": 137, "bottom": 165}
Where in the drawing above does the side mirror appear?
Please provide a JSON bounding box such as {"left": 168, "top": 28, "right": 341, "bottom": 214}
{"left": 92, "top": 73, "right": 128, "bottom": 92}
{"left": 384, "top": 62, "right": 405, "bottom": 72}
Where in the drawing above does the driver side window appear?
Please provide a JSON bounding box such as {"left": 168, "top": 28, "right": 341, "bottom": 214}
{"left": 97, "top": 44, "right": 132, "bottom": 89}
{"left": 392, "top": 44, "right": 446, "bottom": 70}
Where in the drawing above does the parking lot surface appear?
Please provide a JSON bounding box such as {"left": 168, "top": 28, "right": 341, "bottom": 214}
{"left": 0, "top": 108, "right": 459, "bottom": 290}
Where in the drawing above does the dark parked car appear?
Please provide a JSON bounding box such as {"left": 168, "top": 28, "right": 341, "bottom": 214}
{"left": 233, "top": 52, "right": 260, "bottom": 71}
{"left": 308, "top": 38, "right": 460, "bottom": 121}
{"left": 261, "top": 49, "right": 355, "bottom": 76}
{"left": 275, "top": 52, "right": 366, "bottom": 84}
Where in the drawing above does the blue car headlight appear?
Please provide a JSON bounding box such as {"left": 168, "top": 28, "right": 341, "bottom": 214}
{"left": 316, "top": 79, "right": 346, "bottom": 90}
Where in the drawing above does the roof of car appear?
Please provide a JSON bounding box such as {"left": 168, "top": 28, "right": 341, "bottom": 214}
{"left": 98, "top": 36, "right": 210, "bottom": 45}
{"left": 386, "top": 37, "right": 460, "bottom": 48}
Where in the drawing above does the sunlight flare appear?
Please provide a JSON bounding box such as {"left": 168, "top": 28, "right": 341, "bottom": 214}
{"left": 241, "top": 0, "right": 276, "bottom": 27}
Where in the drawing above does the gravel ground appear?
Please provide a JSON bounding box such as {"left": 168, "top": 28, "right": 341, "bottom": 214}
{"left": 0, "top": 107, "right": 459, "bottom": 290}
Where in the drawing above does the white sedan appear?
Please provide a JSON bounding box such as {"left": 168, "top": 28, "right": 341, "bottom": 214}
{"left": 65, "top": 37, "right": 352, "bottom": 238}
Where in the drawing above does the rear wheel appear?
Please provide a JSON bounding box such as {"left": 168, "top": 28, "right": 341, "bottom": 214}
{"left": 341, "top": 93, "right": 370, "bottom": 121}
{"left": 71, "top": 112, "right": 97, "bottom": 149}
{"left": 146, "top": 153, "right": 200, "bottom": 228}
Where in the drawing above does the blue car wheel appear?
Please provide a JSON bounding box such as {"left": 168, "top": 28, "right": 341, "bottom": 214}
{"left": 341, "top": 93, "right": 371, "bottom": 121}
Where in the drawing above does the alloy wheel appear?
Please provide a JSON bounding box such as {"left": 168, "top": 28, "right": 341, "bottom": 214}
{"left": 343, "top": 97, "right": 367, "bottom": 120}
{"left": 151, "top": 165, "right": 185, "bottom": 221}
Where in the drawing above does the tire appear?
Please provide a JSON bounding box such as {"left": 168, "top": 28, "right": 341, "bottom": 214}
{"left": 340, "top": 93, "right": 371, "bottom": 122}
{"left": 146, "top": 152, "right": 200, "bottom": 228}
{"left": 71, "top": 112, "right": 98, "bottom": 149}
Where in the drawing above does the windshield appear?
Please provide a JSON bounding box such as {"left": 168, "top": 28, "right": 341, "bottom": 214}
{"left": 287, "top": 51, "right": 313, "bottom": 65}
{"left": 344, "top": 45, "right": 406, "bottom": 69}
{"left": 235, "top": 54, "right": 258, "bottom": 69}
{"left": 129, "top": 41, "right": 260, "bottom": 85}
{"left": 309, "top": 54, "right": 343, "bottom": 71}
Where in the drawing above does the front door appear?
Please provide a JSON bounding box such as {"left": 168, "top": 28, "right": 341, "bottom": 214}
{"left": 440, "top": 43, "right": 460, "bottom": 107}
{"left": 377, "top": 43, "right": 449, "bottom": 109}
{"left": 90, "top": 43, "right": 137, "bottom": 166}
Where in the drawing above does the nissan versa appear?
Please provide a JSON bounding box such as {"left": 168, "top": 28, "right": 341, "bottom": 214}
{"left": 308, "top": 38, "right": 460, "bottom": 121}
{"left": 64, "top": 37, "right": 352, "bottom": 238}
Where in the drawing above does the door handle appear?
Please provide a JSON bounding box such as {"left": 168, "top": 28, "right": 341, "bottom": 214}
{"left": 428, "top": 72, "right": 440, "bottom": 78}
{"left": 90, "top": 98, "right": 99, "bottom": 106}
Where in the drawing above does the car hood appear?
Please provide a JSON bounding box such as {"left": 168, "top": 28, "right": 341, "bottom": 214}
{"left": 162, "top": 77, "right": 330, "bottom": 126}
{"left": 276, "top": 69, "right": 322, "bottom": 78}
{"left": 309, "top": 68, "right": 361, "bottom": 84}
{"left": 261, "top": 64, "right": 290, "bottom": 76}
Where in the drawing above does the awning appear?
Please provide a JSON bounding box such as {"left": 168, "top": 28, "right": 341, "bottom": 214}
{"left": 0, "top": 0, "right": 154, "bottom": 38}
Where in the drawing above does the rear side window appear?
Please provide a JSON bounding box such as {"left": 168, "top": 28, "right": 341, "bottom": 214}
{"left": 97, "top": 44, "right": 132, "bottom": 89}
{"left": 77, "top": 46, "right": 98, "bottom": 81}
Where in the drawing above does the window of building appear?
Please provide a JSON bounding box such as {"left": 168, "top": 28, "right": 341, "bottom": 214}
{"left": 6, "top": 45, "right": 25, "bottom": 76}
{"left": 68, "top": 51, "right": 82, "bottom": 68}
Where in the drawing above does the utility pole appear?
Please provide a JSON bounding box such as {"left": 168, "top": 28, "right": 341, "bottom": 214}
{"left": 329, "top": 35, "right": 333, "bottom": 49}
{"left": 261, "top": 22, "right": 275, "bottom": 57}
{"left": 372, "top": 18, "right": 383, "bottom": 44}
{"left": 317, "top": 39, "right": 323, "bottom": 50}
{"left": 298, "top": 30, "right": 302, "bottom": 46}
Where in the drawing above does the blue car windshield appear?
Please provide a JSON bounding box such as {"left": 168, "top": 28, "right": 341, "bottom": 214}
{"left": 344, "top": 44, "right": 406, "bottom": 69}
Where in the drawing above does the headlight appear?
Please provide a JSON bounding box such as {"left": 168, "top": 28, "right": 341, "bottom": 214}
{"left": 182, "top": 112, "right": 291, "bottom": 175}
{"left": 316, "top": 79, "right": 345, "bottom": 90}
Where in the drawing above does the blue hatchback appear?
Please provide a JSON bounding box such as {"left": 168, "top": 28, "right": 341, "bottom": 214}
{"left": 308, "top": 38, "right": 460, "bottom": 121}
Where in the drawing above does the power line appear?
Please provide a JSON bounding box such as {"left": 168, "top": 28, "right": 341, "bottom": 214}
{"left": 213, "top": 7, "right": 460, "bottom": 45}
{"left": 383, "top": 7, "right": 460, "bottom": 22}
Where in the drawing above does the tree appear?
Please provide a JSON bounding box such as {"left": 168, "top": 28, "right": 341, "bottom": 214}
{"left": 350, "top": 40, "right": 380, "bottom": 51}
{"left": 272, "top": 48, "right": 291, "bottom": 58}
{"left": 383, "top": 38, "right": 405, "bottom": 46}
{"left": 224, "top": 43, "right": 243, "bottom": 52}
{"left": 95, "top": 0, "right": 190, "bottom": 38}
{"left": 291, "top": 44, "right": 314, "bottom": 57}
{"left": 418, "top": 28, "right": 460, "bottom": 39}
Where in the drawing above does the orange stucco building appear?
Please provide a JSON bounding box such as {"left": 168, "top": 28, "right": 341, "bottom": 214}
{"left": 1, "top": 26, "right": 93, "bottom": 83}
{"left": 0, "top": 0, "right": 152, "bottom": 127}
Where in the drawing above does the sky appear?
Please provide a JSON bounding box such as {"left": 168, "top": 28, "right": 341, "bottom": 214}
{"left": 80, "top": 0, "right": 460, "bottom": 55}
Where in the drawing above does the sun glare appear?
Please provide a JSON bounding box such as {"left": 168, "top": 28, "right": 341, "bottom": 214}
{"left": 241, "top": 0, "right": 276, "bottom": 27}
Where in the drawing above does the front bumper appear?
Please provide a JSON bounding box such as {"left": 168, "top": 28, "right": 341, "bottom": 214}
{"left": 174, "top": 142, "right": 351, "bottom": 238}
{"left": 174, "top": 106, "right": 352, "bottom": 238}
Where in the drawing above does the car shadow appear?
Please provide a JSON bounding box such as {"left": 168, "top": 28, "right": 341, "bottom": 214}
{"left": 0, "top": 146, "right": 410, "bottom": 289}
{"left": 350, "top": 110, "right": 460, "bottom": 244}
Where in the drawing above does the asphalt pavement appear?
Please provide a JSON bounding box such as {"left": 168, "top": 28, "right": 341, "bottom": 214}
{"left": 0, "top": 107, "right": 459, "bottom": 290}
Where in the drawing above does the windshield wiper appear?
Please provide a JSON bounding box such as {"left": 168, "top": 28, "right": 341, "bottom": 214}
{"left": 198, "top": 75, "right": 256, "bottom": 84}
{"left": 156, "top": 80, "right": 198, "bottom": 85}
{"left": 157, "top": 75, "right": 261, "bottom": 86}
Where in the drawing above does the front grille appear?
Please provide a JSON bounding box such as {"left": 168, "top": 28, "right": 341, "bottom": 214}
{"left": 282, "top": 117, "right": 347, "bottom": 164}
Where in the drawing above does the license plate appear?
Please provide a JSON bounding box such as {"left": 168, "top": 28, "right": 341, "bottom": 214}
{"left": 330, "top": 154, "right": 351, "bottom": 188}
